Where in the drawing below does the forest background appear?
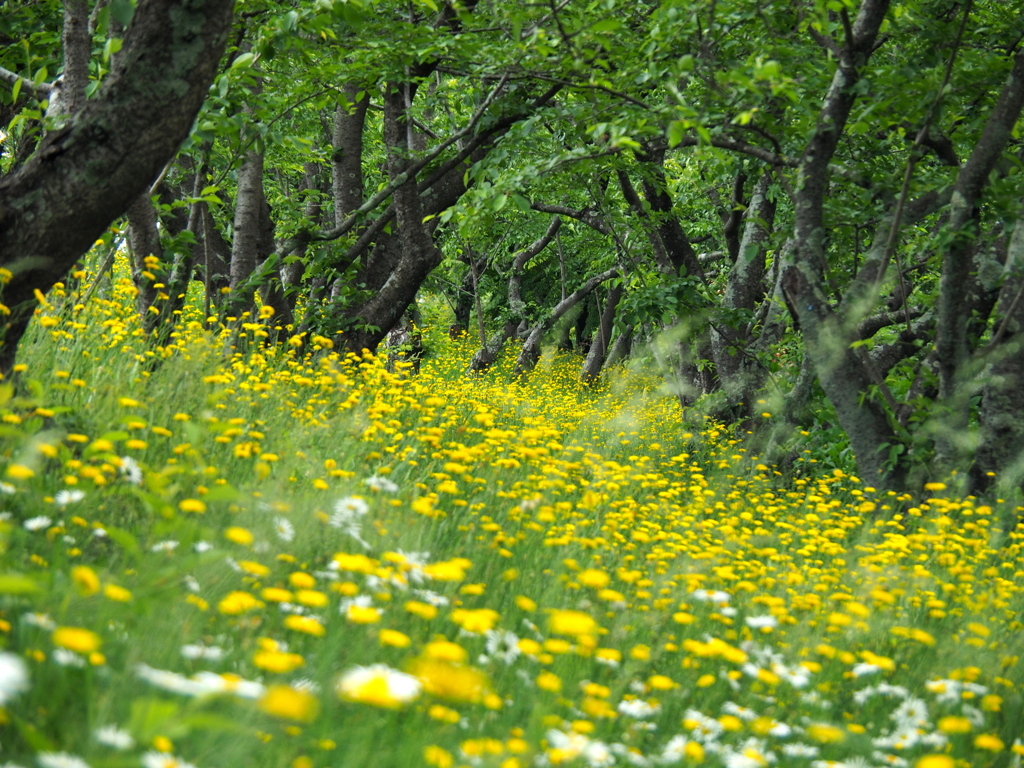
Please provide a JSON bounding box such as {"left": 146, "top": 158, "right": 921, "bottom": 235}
{"left": 3, "top": 0, "right": 1024, "bottom": 497}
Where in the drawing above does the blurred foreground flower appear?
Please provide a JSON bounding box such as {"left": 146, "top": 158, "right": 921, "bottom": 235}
{"left": 336, "top": 664, "right": 421, "bottom": 708}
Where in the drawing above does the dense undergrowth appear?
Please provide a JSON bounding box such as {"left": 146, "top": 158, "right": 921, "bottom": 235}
{"left": 0, "top": 264, "right": 1022, "bottom": 768}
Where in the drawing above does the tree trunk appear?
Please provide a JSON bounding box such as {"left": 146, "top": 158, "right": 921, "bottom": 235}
{"left": 781, "top": 0, "right": 904, "bottom": 487}
{"left": 126, "top": 191, "right": 165, "bottom": 334}
{"left": 581, "top": 282, "right": 623, "bottom": 383}
{"left": 226, "top": 147, "right": 264, "bottom": 319}
{"left": 710, "top": 171, "right": 775, "bottom": 416}
{"left": 969, "top": 207, "right": 1024, "bottom": 494}
{"left": 340, "top": 82, "right": 445, "bottom": 354}
{"left": 0, "top": 0, "right": 233, "bottom": 374}
{"left": 515, "top": 269, "right": 619, "bottom": 377}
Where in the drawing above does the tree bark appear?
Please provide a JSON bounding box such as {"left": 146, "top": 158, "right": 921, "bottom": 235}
{"left": 710, "top": 171, "right": 775, "bottom": 415}
{"left": 515, "top": 268, "right": 618, "bottom": 377}
{"left": 581, "top": 282, "right": 623, "bottom": 383}
{"left": 781, "top": 0, "right": 903, "bottom": 487}
{"left": 969, "top": 204, "right": 1024, "bottom": 494}
{"left": 0, "top": 0, "right": 234, "bottom": 374}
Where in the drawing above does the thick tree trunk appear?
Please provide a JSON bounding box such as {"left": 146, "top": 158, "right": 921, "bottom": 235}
{"left": 341, "top": 82, "right": 444, "bottom": 354}
{"left": 332, "top": 85, "right": 369, "bottom": 224}
{"left": 0, "top": 0, "right": 234, "bottom": 374}
{"left": 782, "top": 0, "right": 904, "bottom": 487}
{"left": 969, "top": 208, "right": 1024, "bottom": 494}
{"left": 933, "top": 50, "right": 1024, "bottom": 470}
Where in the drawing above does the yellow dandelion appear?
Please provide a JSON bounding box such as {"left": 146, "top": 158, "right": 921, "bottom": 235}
{"left": 258, "top": 685, "right": 320, "bottom": 723}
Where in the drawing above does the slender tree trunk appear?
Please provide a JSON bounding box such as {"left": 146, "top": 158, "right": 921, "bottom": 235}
{"left": 581, "top": 283, "right": 623, "bottom": 383}
{"left": 515, "top": 269, "right": 618, "bottom": 377}
{"left": 711, "top": 172, "right": 775, "bottom": 416}
{"left": 125, "top": 191, "right": 164, "bottom": 333}
{"left": 59, "top": 0, "right": 91, "bottom": 117}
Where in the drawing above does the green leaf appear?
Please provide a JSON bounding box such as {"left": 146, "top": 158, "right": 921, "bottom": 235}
{"left": 667, "top": 120, "right": 686, "bottom": 148}
{"left": 110, "top": 0, "right": 135, "bottom": 28}
{"left": 231, "top": 52, "right": 255, "bottom": 71}
{"left": 11, "top": 77, "right": 21, "bottom": 104}
{"left": 590, "top": 18, "right": 621, "bottom": 33}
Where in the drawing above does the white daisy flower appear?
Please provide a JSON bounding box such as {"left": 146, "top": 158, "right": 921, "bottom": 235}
{"left": 94, "top": 725, "right": 135, "bottom": 750}
{"left": 0, "top": 652, "right": 29, "bottom": 704}
{"left": 118, "top": 456, "right": 143, "bottom": 485}
{"left": 24, "top": 515, "right": 52, "bottom": 531}
{"left": 273, "top": 517, "right": 295, "bottom": 542}
{"left": 54, "top": 489, "right": 85, "bottom": 506}
{"left": 180, "top": 643, "right": 225, "bottom": 661}
{"left": 37, "top": 753, "right": 91, "bottom": 768}
{"left": 363, "top": 475, "right": 398, "bottom": 493}
{"left": 141, "top": 751, "right": 196, "bottom": 768}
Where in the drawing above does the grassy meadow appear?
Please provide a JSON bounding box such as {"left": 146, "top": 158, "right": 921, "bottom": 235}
{"left": 0, "top": 261, "right": 1022, "bottom": 768}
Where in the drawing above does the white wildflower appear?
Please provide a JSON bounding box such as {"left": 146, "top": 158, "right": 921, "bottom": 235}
{"left": 0, "top": 652, "right": 29, "bottom": 705}
{"left": 94, "top": 725, "right": 135, "bottom": 750}
{"left": 363, "top": 475, "right": 398, "bottom": 493}
{"left": 54, "top": 489, "right": 84, "bottom": 506}
{"left": 273, "top": 517, "right": 295, "bottom": 542}
{"left": 24, "top": 515, "right": 52, "bottom": 531}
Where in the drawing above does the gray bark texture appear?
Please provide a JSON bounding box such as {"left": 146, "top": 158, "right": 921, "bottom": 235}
{"left": 969, "top": 210, "right": 1024, "bottom": 494}
{"left": 781, "top": 0, "right": 903, "bottom": 487}
{"left": 934, "top": 49, "right": 1024, "bottom": 400}
{"left": 0, "top": 0, "right": 235, "bottom": 373}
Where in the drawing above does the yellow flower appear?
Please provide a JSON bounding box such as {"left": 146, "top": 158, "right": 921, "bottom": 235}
{"left": 915, "top": 757, "right": 953, "bottom": 768}
{"left": 537, "top": 671, "right": 562, "bottom": 692}
{"left": 409, "top": 657, "right": 491, "bottom": 703}
{"left": 71, "top": 566, "right": 100, "bottom": 596}
{"left": 104, "top": 583, "right": 132, "bottom": 602}
{"left": 262, "top": 587, "right": 294, "bottom": 603}
{"left": 5, "top": 464, "right": 34, "bottom": 480}
{"left": 379, "top": 629, "right": 411, "bottom": 648}
{"left": 405, "top": 600, "right": 438, "bottom": 620}
{"left": 337, "top": 664, "right": 421, "bottom": 708}
{"left": 258, "top": 685, "right": 320, "bottom": 722}
{"left": 424, "top": 745, "right": 454, "bottom": 768}
{"left": 975, "top": 734, "right": 1005, "bottom": 751}
{"left": 937, "top": 716, "right": 972, "bottom": 734}
{"left": 224, "top": 526, "right": 253, "bottom": 546}
{"left": 806, "top": 724, "right": 845, "bottom": 744}
{"left": 515, "top": 595, "right": 537, "bottom": 612}
{"left": 547, "top": 609, "right": 598, "bottom": 636}
{"left": 179, "top": 498, "right": 207, "bottom": 514}
{"left": 577, "top": 569, "right": 610, "bottom": 588}
{"left": 346, "top": 604, "right": 382, "bottom": 624}
{"left": 284, "top": 615, "right": 326, "bottom": 637}
{"left": 451, "top": 608, "right": 499, "bottom": 633}
{"left": 218, "top": 591, "right": 264, "bottom": 615}
{"left": 53, "top": 626, "right": 101, "bottom": 654}
{"left": 254, "top": 650, "right": 305, "bottom": 673}
{"left": 424, "top": 640, "right": 468, "bottom": 663}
